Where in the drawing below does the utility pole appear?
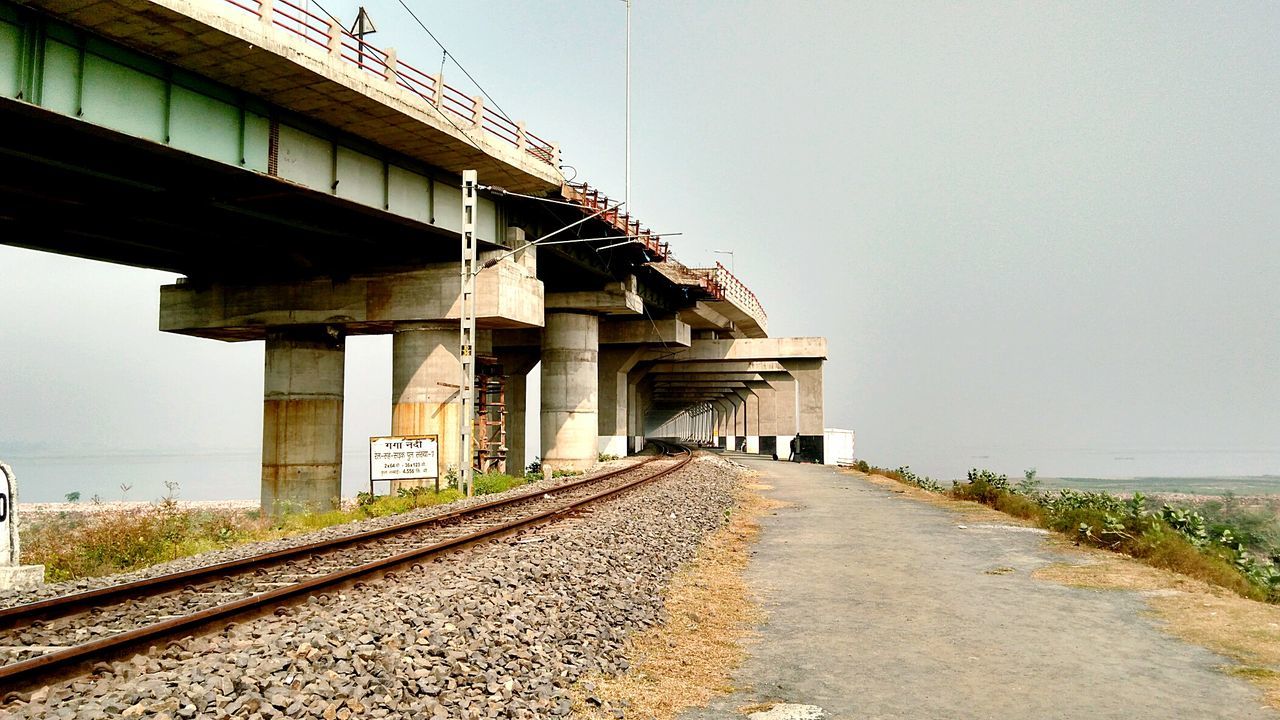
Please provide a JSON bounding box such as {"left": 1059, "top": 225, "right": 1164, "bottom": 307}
{"left": 460, "top": 170, "right": 478, "bottom": 497}
{"left": 349, "top": 6, "right": 376, "bottom": 70}
{"left": 624, "top": 0, "right": 631, "bottom": 206}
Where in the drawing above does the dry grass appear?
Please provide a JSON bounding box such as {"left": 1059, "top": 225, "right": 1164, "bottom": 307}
{"left": 1036, "top": 529, "right": 1280, "bottom": 707}
{"left": 854, "top": 470, "right": 1029, "bottom": 525}
{"left": 855, "top": 467, "right": 1280, "bottom": 710}
{"left": 22, "top": 482, "right": 489, "bottom": 583}
{"left": 572, "top": 476, "right": 779, "bottom": 719}
{"left": 859, "top": 468, "right": 1267, "bottom": 602}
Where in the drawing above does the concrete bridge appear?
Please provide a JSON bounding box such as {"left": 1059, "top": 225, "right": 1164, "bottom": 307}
{"left": 0, "top": 0, "right": 827, "bottom": 510}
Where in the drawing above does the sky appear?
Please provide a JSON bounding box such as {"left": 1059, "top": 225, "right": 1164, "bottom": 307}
{"left": 2, "top": 1, "right": 1278, "bottom": 500}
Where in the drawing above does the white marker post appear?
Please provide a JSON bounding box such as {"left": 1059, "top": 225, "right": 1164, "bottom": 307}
{"left": 0, "top": 461, "right": 44, "bottom": 590}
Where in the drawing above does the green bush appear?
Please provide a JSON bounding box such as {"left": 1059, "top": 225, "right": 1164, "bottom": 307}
{"left": 859, "top": 462, "right": 944, "bottom": 493}
{"left": 472, "top": 472, "right": 529, "bottom": 496}
{"left": 946, "top": 471, "right": 1280, "bottom": 602}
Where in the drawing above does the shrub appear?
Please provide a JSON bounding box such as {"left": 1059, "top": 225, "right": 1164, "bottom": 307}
{"left": 860, "top": 462, "right": 944, "bottom": 493}
{"left": 945, "top": 470, "right": 1280, "bottom": 602}
{"left": 526, "top": 457, "right": 543, "bottom": 476}
{"left": 472, "top": 472, "right": 528, "bottom": 496}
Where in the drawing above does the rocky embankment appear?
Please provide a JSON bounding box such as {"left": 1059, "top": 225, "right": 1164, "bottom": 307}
{"left": 5, "top": 453, "right": 745, "bottom": 719}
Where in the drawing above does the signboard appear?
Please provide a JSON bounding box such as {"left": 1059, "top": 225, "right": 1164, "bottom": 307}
{"left": 369, "top": 436, "right": 439, "bottom": 493}
{"left": 1, "top": 461, "right": 16, "bottom": 566}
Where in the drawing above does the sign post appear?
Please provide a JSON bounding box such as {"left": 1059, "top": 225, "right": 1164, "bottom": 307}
{"left": 0, "top": 461, "right": 44, "bottom": 590}
{"left": 369, "top": 436, "right": 440, "bottom": 494}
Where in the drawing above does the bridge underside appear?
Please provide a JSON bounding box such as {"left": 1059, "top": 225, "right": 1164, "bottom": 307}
{"left": 1, "top": 0, "right": 827, "bottom": 510}
{"left": 1, "top": 99, "right": 463, "bottom": 280}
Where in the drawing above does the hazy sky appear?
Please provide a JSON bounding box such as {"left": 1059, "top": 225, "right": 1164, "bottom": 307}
{"left": 2, "top": 1, "right": 1278, "bottom": 493}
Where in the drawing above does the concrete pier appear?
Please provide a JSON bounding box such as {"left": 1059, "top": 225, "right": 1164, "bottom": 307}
{"left": 391, "top": 322, "right": 463, "bottom": 488}
{"left": 598, "top": 347, "right": 646, "bottom": 458}
{"left": 495, "top": 350, "right": 538, "bottom": 475}
{"left": 262, "top": 326, "right": 345, "bottom": 512}
{"left": 782, "top": 358, "right": 826, "bottom": 461}
{"left": 540, "top": 311, "right": 600, "bottom": 471}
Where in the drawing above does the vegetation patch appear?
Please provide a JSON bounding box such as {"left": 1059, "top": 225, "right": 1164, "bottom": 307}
{"left": 23, "top": 471, "right": 535, "bottom": 583}
{"left": 860, "top": 463, "right": 1280, "bottom": 603}
{"left": 857, "top": 462, "right": 1280, "bottom": 711}
{"left": 573, "top": 476, "right": 776, "bottom": 720}
{"left": 1035, "top": 546, "right": 1280, "bottom": 709}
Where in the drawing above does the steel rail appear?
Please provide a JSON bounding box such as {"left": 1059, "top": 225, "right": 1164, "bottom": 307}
{"left": 0, "top": 455, "right": 668, "bottom": 632}
{"left": 0, "top": 443, "right": 691, "bottom": 690}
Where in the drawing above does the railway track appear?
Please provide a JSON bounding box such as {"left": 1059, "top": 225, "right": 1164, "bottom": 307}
{"left": 0, "top": 441, "right": 691, "bottom": 693}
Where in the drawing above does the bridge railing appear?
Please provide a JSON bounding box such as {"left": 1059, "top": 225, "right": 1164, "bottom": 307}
{"left": 694, "top": 262, "right": 769, "bottom": 334}
{"left": 220, "top": 0, "right": 560, "bottom": 168}
{"left": 562, "top": 182, "right": 669, "bottom": 260}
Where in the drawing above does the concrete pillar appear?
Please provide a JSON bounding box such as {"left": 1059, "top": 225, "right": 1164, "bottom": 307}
{"left": 391, "top": 322, "right": 461, "bottom": 488}
{"left": 541, "top": 311, "right": 599, "bottom": 471}
{"left": 782, "top": 359, "right": 825, "bottom": 462}
{"left": 726, "top": 394, "right": 742, "bottom": 452}
{"left": 748, "top": 381, "right": 776, "bottom": 456}
{"left": 262, "top": 326, "right": 345, "bottom": 512}
{"left": 626, "top": 375, "right": 645, "bottom": 453}
{"left": 769, "top": 375, "right": 799, "bottom": 454}
{"left": 744, "top": 391, "right": 761, "bottom": 454}
{"left": 713, "top": 400, "right": 726, "bottom": 447}
{"left": 495, "top": 351, "right": 537, "bottom": 475}
{"left": 505, "top": 369, "right": 528, "bottom": 474}
{"left": 598, "top": 348, "right": 644, "bottom": 458}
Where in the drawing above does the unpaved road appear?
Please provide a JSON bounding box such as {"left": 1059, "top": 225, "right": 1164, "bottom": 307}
{"left": 681, "top": 457, "right": 1276, "bottom": 720}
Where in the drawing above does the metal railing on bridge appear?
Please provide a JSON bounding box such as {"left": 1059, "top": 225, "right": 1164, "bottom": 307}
{"left": 695, "top": 262, "right": 769, "bottom": 335}
{"left": 221, "top": 0, "right": 559, "bottom": 167}
{"left": 561, "top": 182, "right": 669, "bottom": 261}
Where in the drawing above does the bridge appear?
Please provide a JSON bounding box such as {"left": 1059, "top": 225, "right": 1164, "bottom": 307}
{"left": 0, "top": 0, "right": 827, "bottom": 510}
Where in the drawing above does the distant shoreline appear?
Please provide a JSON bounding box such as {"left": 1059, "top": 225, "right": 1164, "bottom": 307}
{"left": 21, "top": 499, "right": 259, "bottom": 515}
{"left": 1037, "top": 475, "right": 1280, "bottom": 497}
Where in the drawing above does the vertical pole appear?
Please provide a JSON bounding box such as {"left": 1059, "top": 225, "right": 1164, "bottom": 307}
{"left": 460, "top": 170, "right": 478, "bottom": 497}
{"left": 624, "top": 0, "right": 631, "bottom": 207}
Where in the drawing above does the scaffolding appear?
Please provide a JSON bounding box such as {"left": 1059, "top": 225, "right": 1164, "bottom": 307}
{"left": 473, "top": 356, "right": 508, "bottom": 475}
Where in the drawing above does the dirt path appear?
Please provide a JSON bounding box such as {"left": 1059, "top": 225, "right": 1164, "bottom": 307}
{"left": 681, "top": 457, "right": 1277, "bottom": 720}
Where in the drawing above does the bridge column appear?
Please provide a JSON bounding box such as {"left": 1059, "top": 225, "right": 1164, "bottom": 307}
{"left": 726, "top": 394, "right": 743, "bottom": 452}
{"left": 712, "top": 399, "right": 728, "bottom": 448}
{"left": 748, "top": 381, "right": 777, "bottom": 457}
{"left": 626, "top": 376, "right": 644, "bottom": 453}
{"left": 495, "top": 350, "right": 538, "bottom": 475}
{"left": 541, "top": 311, "right": 599, "bottom": 472}
{"left": 598, "top": 347, "right": 645, "bottom": 458}
{"left": 768, "top": 375, "right": 799, "bottom": 457}
{"left": 262, "top": 326, "right": 345, "bottom": 512}
{"left": 782, "top": 359, "right": 825, "bottom": 462}
{"left": 392, "top": 323, "right": 461, "bottom": 487}
{"left": 504, "top": 369, "right": 528, "bottom": 475}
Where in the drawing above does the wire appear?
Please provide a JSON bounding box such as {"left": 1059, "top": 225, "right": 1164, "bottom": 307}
{"left": 306, "top": 0, "right": 505, "bottom": 158}
{"left": 394, "top": 0, "right": 517, "bottom": 126}
{"left": 389, "top": 0, "right": 568, "bottom": 182}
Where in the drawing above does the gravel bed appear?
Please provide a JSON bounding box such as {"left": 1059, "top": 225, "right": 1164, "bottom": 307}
{"left": 0, "top": 456, "right": 686, "bottom": 659}
{"left": 0, "top": 457, "right": 646, "bottom": 610}
{"left": 3, "top": 452, "right": 745, "bottom": 719}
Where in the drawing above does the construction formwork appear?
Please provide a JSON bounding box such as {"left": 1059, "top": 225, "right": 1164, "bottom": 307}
{"left": 474, "top": 356, "right": 508, "bottom": 475}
